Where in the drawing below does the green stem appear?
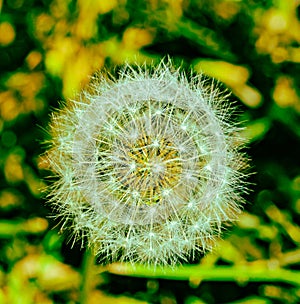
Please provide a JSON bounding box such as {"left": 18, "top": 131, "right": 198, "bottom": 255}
{"left": 107, "top": 263, "right": 300, "bottom": 286}
{"left": 79, "top": 247, "right": 95, "bottom": 304}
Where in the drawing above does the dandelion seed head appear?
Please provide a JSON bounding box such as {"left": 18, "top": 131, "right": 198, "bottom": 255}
{"left": 45, "top": 59, "right": 249, "bottom": 267}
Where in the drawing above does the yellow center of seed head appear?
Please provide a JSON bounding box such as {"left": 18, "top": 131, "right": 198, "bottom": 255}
{"left": 117, "top": 134, "right": 182, "bottom": 205}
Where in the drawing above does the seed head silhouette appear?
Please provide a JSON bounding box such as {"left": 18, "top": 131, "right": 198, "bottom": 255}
{"left": 45, "top": 60, "right": 248, "bottom": 266}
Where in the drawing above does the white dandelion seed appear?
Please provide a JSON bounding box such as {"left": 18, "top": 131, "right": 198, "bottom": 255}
{"left": 45, "top": 59, "right": 249, "bottom": 267}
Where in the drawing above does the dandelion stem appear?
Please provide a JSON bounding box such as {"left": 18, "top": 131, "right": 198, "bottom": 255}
{"left": 79, "top": 247, "right": 95, "bottom": 304}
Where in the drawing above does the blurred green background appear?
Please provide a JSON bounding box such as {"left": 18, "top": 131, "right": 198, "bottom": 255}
{"left": 1, "top": 0, "right": 300, "bottom": 303}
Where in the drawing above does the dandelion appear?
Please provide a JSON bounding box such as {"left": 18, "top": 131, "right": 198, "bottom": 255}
{"left": 45, "top": 60, "right": 249, "bottom": 267}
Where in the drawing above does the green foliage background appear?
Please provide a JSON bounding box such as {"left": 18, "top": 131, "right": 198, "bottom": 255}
{"left": 1, "top": 0, "right": 300, "bottom": 303}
